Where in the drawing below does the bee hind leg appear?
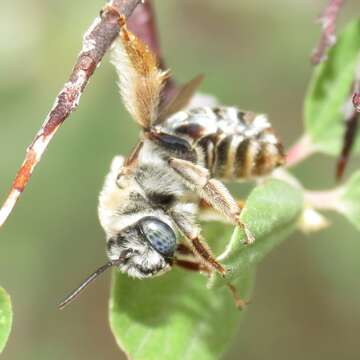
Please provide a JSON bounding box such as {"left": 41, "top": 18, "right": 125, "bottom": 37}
{"left": 198, "top": 198, "right": 245, "bottom": 223}
{"left": 169, "top": 158, "right": 254, "bottom": 244}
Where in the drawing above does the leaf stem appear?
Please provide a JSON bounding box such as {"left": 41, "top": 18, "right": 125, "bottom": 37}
{"left": 286, "top": 134, "right": 318, "bottom": 168}
{"left": 304, "top": 187, "right": 344, "bottom": 212}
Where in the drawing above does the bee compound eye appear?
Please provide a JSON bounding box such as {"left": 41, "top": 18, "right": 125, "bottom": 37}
{"left": 140, "top": 218, "right": 176, "bottom": 258}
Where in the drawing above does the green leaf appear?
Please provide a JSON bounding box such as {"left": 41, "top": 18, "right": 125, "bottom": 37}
{"left": 304, "top": 19, "right": 360, "bottom": 155}
{"left": 209, "top": 179, "right": 304, "bottom": 288}
{"left": 109, "top": 179, "right": 303, "bottom": 360}
{"left": 110, "top": 268, "right": 255, "bottom": 360}
{"left": 0, "top": 287, "right": 12, "bottom": 354}
{"left": 340, "top": 170, "right": 360, "bottom": 230}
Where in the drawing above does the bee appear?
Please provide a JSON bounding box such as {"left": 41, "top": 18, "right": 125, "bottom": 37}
{"left": 59, "top": 16, "right": 285, "bottom": 309}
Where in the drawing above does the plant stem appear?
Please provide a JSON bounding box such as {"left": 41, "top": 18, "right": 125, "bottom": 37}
{"left": 336, "top": 57, "right": 360, "bottom": 180}
{"left": 304, "top": 188, "right": 344, "bottom": 212}
{"left": 286, "top": 134, "right": 318, "bottom": 168}
{"left": 311, "top": 0, "right": 345, "bottom": 64}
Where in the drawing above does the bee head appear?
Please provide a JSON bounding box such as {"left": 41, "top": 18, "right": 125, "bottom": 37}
{"left": 106, "top": 216, "right": 176, "bottom": 279}
{"left": 58, "top": 216, "right": 177, "bottom": 310}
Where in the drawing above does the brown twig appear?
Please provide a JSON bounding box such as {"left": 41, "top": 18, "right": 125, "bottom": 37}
{"left": 336, "top": 111, "right": 359, "bottom": 181}
{"left": 0, "top": 0, "right": 142, "bottom": 228}
{"left": 311, "top": 0, "right": 345, "bottom": 65}
{"left": 336, "top": 60, "right": 360, "bottom": 181}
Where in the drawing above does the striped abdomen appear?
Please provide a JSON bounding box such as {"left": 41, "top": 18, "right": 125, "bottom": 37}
{"left": 199, "top": 131, "right": 284, "bottom": 180}
{"left": 165, "top": 107, "right": 285, "bottom": 181}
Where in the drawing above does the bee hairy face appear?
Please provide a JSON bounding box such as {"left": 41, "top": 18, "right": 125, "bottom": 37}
{"left": 106, "top": 216, "right": 177, "bottom": 279}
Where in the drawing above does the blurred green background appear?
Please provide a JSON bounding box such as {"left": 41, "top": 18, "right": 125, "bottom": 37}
{"left": 1, "top": 0, "right": 360, "bottom": 359}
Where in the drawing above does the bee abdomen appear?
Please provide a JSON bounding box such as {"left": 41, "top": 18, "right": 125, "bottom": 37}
{"left": 166, "top": 106, "right": 285, "bottom": 180}
{"left": 207, "top": 134, "right": 284, "bottom": 180}
{"left": 233, "top": 136, "right": 285, "bottom": 179}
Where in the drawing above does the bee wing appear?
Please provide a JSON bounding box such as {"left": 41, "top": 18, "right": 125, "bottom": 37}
{"left": 111, "top": 21, "right": 169, "bottom": 129}
{"left": 156, "top": 74, "right": 204, "bottom": 124}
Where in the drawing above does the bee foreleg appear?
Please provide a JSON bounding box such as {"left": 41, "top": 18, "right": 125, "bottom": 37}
{"left": 174, "top": 258, "right": 211, "bottom": 275}
{"left": 169, "top": 158, "right": 254, "bottom": 244}
{"left": 186, "top": 234, "right": 226, "bottom": 275}
{"left": 170, "top": 208, "right": 226, "bottom": 275}
{"left": 176, "top": 243, "right": 197, "bottom": 256}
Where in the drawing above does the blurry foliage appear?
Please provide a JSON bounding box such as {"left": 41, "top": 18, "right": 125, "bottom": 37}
{"left": 341, "top": 171, "right": 360, "bottom": 230}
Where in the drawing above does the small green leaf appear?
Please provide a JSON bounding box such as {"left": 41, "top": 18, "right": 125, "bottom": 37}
{"left": 0, "top": 287, "right": 12, "bottom": 354}
{"left": 340, "top": 170, "right": 360, "bottom": 230}
{"left": 109, "top": 267, "right": 254, "bottom": 360}
{"left": 304, "top": 19, "right": 360, "bottom": 155}
{"left": 210, "top": 179, "right": 304, "bottom": 288}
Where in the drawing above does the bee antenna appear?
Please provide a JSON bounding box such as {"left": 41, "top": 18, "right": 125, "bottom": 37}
{"left": 58, "top": 255, "right": 126, "bottom": 310}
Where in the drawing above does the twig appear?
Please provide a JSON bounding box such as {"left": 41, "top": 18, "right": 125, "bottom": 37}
{"left": 310, "top": 0, "right": 345, "bottom": 65}
{"left": 336, "top": 108, "right": 359, "bottom": 181}
{"left": 0, "top": 0, "right": 141, "bottom": 228}
{"left": 336, "top": 60, "right": 360, "bottom": 181}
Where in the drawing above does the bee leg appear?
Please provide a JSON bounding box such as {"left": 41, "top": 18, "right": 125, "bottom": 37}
{"left": 174, "top": 258, "right": 248, "bottom": 310}
{"left": 170, "top": 210, "right": 226, "bottom": 275}
{"left": 174, "top": 258, "right": 211, "bottom": 275}
{"left": 176, "top": 243, "right": 197, "bottom": 256}
{"left": 169, "top": 158, "right": 254, "bottom": 244}
{"left": 226, "top": 283, "right": 249, "bottom": 310}
{"left": 189, "top": 234, "right": 226, "bottom": 275}
{"left": 175, "top": 244, "right": 216, "bottom": 276}
{"left": 198, "top": 199, "right": 246, "bottom": 224}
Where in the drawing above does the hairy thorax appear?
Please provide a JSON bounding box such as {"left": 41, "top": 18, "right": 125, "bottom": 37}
{"left": 98, "top": 143, "right": 193, "bottom": 240}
